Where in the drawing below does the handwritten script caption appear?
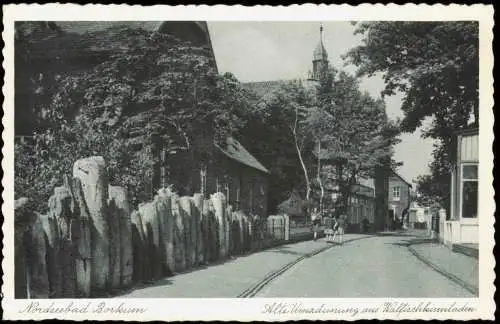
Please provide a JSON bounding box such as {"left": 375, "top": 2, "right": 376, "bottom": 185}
{"left": 18, "top": 301, "right": 147, "bottom": 315}
{"left": 262, "top": 301, "right": 476, "bottom": 317}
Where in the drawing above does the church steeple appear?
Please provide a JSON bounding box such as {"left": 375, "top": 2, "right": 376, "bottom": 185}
{"left": 311, "top": 23, "right": 329, "bottom": 81}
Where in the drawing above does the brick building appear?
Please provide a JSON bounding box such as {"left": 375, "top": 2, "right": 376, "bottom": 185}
{"left": 387, "top": 170, "right": 412, "bottom": 228}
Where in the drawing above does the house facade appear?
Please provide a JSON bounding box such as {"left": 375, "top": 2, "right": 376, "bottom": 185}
{"left": 387, "top": 171, "right": 412, "bottom": 228}
{"left": 347, "top": 182, "right": 376, "bottom": 232}
{"left": 441, "top": 128, "right": 479, "bottom": 246}
{"left": 408, "top": 201, "right": 431, "bottom": 229}
{"left": 202, "top": 138, "right": 269, "bottom": 218}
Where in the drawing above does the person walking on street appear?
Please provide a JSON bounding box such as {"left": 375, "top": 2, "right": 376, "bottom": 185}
{"left": 333, "top": 214, "right": 346, "bottom": 244}
{"left": 311, "top": 208, "right": 321, "bottom": 241}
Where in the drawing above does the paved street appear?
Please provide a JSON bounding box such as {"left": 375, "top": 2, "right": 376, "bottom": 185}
{"left": 117, "top": 233, "right": 474, "bottom": 298}
{"left": 256, "top": 235, "right": 474, "bottom": 298}
{"left": 117, "top": 234, "right": 368, "bottom": 298}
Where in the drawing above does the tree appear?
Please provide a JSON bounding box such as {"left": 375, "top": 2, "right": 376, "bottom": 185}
{"left": 15, "top": 24, "right": 252, "bottom": 209}
{"left": 344, "top": 21, "right": 479, "bottom": 208}
{"left": 310, "top": 68, "right": 400, "bottom": 216}
{"left": 239, "top": 81, "right": 318, "bottom": 217}
{"left": 267, "top": 82, "right": 317, "bottom": 211}
{"left": 238, "top": 87, "right": 308, "bottom": 215}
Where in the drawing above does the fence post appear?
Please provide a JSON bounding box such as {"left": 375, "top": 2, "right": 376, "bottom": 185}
{"left": 15, "top": 198, "right": 50, "bottom": 299}
{"left": 131, "top": 210, "right": 146, "bottom": 283}
{"left": 179, "top": 196, "right": 195, "bottom": 269}
{"left": 158, "top": 188, "right": 175, "bottom": 275}
{"left": 225, "top": 204, "right": 233, "bottom": 257}
{"left": 172, "top": 195, "right": 186, "bottom": 272}
{"left": 73, "top": 156, "right": 110, "bottom": 295}
{"left": 211, "top": 192, "right": 227, "bottom": 260}
{"left": 68, "top": 178, "right": 92, "bottom": 297}
{"left": 108, "top": 185, "right": 133, "bottom": 288}
{"left": 139, "top": 201, "right": 163, "bottom": 280}
{"left": 202, "top": 199, "right": 213, "bottom": 263}
{"left": 193, "top": 193, "right": 205, "bottom": 266}
{"left": 107, "top": 188, "right": 122, "bottom": 292}
{"left": 50, "top": 186, "right": 77, "bottom": 298}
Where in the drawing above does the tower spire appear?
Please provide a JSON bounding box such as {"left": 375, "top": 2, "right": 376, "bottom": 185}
{"left": 310, "top": 22, "right": 328, "bottom": 81}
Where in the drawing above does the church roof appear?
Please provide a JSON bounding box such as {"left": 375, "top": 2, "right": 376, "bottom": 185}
{"left": 242, "top": 79, "right": 317, "bottom": 102}
{"left": 216, "top": 137, "right": 269, "bottom": 174}
{"left": 241, "top": 80, "right": 289, "bottom": 101}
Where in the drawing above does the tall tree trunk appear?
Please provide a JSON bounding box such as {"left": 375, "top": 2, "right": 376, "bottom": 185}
{"left": 292, "top": 105, "right": 310, "bottom": 224}
{"left": 317, "top": 140, "right": 324, "bottom": 215}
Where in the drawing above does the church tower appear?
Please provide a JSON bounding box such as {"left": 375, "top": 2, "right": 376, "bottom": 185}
{"left": 309, "top": 24, "right": 329, "bottom": 81}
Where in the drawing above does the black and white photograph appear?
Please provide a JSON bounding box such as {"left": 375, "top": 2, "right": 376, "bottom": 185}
{"left": 2, "top": 4, "right": 495, "bottom": 321}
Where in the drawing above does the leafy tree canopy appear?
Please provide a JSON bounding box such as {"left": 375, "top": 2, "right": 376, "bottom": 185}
{"left": 344, "top": 22, "right": 479, "bottom": 208}
{"left": 15, "top": 23, "right": 252, "bottom": 209}
{"left": 310, "top": 68, "right": 400, "bottom": 213}
{"left": 344, "top": 21, "right": 478, "bottom": 137}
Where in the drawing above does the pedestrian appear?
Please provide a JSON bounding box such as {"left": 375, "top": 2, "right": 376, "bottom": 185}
{"left": 311, "top": 208, "right": 320, "bottom": 241}
{"left": 330, "top": 216, "right": 339, "bottom": 243}
{"left": 333, "top": 214, "right": 346, "bottom": 244}
{"left": 324, "top": 213, "right": 335, "bottom": 242}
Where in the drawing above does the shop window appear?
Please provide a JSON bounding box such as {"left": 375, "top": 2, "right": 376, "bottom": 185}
{"left": 461, "top": 164, "right": 478, "bottom": 218}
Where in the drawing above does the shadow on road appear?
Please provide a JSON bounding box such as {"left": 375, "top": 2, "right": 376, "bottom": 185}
{"left": 262, "top": 245, "right": 312, "bottom": 257}
{"left": 385, "top": 237, "right": 435, "bottom": 248}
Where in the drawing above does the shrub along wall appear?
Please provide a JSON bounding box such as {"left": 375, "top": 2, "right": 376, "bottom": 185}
{"left": 14, "top": 156, "right": 284, "bottom": 299}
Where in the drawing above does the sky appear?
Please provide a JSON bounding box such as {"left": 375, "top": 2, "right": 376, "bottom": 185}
{"left": 207, "top": 21, "right": 435, "bottom": 184}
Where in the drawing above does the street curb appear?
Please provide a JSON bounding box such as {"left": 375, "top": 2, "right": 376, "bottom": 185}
{"left": 408, "top": 245, "right": 479, "bottom": 296}
{"left": 237, "top": 235, "right": 375, "bottom": 298}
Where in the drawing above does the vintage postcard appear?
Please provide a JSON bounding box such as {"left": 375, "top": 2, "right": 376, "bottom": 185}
{"left": 2, "top": 3, "right": 495, "bottom": 321}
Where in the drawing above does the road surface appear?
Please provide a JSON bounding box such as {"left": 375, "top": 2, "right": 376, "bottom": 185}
{"left": 255, "top": 235, "right": 474, "bottom": 298}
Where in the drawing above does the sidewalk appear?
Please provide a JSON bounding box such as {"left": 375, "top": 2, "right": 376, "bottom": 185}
{"left": 409, "top": 241, "right": 479, "bottom": 295}
{"left": 117, "top": 233, "right": 370, "bottom": 298}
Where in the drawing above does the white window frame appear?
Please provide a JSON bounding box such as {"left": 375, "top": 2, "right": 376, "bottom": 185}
{"left": 459, "top": 162, "right": 478, "bottom": 220}
{"left": 224, "top": 182, "right": 230, "bottom": 202}
{"left": 200, "top": 165, "right": 207, "bottom": 196}
{"left": 392, "top": 186, "right": 400, "bottom": 201}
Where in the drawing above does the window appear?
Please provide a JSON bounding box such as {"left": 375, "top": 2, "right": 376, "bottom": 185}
{"left": 200, "top": 165, "right": 207, "bottom": 196}
{"left": 392, "top": 186, "right": 400, "bottom": 201}
{"left": 224, "top": 183, "right": 230, "bottom": 202}
{"left": 461, "top": 164, "right": 478, "bottom": 218}
{"left": 236, "top": 187, "right": 240, "bottom": 209}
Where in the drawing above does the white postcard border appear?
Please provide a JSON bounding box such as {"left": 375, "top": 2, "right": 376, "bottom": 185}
{"left": 2, "top": 3, "right": 495, "bottom": 321}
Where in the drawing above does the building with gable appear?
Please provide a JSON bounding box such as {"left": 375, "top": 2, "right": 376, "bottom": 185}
{"left": 388, "top": 170, "right": 413, "bottom": 228}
